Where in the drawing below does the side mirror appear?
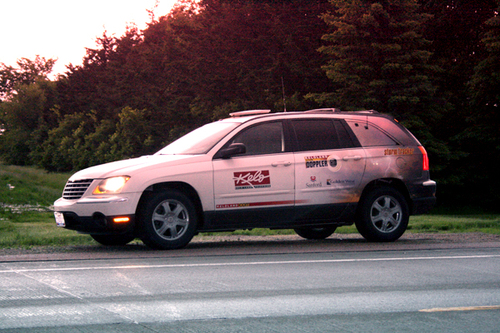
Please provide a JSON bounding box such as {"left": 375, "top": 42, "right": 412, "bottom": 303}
{"left": 219, "top": 143, "right": 246, "bottom": 159}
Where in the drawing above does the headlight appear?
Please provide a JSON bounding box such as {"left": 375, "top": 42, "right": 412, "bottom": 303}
{"left": 93, "top": 176, "right": 130, "bottom": 195}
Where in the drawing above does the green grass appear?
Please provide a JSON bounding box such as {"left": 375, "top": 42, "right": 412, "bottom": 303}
{"left": 0, "top": 213, "right": 96, "bottom": 248}
{"left": 0, "top": 163, "right": 96, "bottom": 248}
{"left": 0, "top": 163, "right": 499, "bottom": 250}
{"left": 407, "top": 214, "right": 500, "bottom": 234}
{"left": 0, "top": 163, "right": 70, "bottom": 206}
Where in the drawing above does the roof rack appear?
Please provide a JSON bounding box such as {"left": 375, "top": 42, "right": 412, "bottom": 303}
{"left": 353, "top": 110, "right": 379, "bottom": 114}
{"left": 229, "top": 109, "right": 271, "bottom": 117}
{"left": 304, "top": 108, "right": 341, "bottom": 113}
{"left": 304, "top": 108, "right": 379, "bottom": 115}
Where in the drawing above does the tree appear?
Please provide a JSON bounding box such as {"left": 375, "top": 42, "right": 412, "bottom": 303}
{"left": 0, "top": 56, "right": 58, "bottom": 165}
{"left": 38, "top": 113, "right": 90, "bottom": 172}
{"left": 191, "top": 0, "right": 331, "bottom": 115}
{"left": 452, "top": 5, "right": 500, "bottom": 209}
{"left": 417, "top": 0, "right": 499, "bottom": 158}
{"left": 413, "top": 0, "right": 499, "bottom": 209}
{"left": 468, "top": 5, "right": 500, "bottom": 115}
{"left": 0, "top": 79, "right": 58, "bottom": 165}
{"left": 317, "top": 1, "right": 435, "bottom": 113}
{"left": 0, "top": 56, "right": 56, "bottom": 101}
{"left": 420, "top": 0, "right": 498, "bottom": 105}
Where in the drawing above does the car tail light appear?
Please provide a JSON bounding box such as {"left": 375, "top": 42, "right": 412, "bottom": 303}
{"left": 418, "top": 146, "right": 429, "bottom": 171}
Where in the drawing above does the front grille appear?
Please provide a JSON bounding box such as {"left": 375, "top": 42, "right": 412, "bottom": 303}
{"left": 63, "top": 179, "right": 94, "bottom": 199}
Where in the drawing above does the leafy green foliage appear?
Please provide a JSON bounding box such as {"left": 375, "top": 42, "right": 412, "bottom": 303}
{"left": 0, "top": 67, "right": 58, "bottom": 165}
{"left": 0, "top": 56, "right": 56, "bottom": 100}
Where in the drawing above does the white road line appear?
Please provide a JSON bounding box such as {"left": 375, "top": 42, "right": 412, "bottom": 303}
{"left": 1, "top": 254, "right": 499, "bottom": 274}
{"left": 420, "top": 305, "right": 500, "bottom": 312}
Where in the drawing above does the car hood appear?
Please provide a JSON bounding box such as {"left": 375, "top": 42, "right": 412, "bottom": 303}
{"left": 69, "top": 154, "right": 205, "bottom": 180}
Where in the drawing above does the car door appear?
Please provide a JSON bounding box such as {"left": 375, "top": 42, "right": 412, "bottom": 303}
{"left": 212, "top": 120, "right": 295, "bottom": 228}
{"left": 291, "top": 118, "right": 366, "bottom": 221}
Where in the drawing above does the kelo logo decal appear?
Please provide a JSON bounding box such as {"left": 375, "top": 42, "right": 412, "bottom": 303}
{"left": 233, "top": 170, "right": 271, "bottom": 190}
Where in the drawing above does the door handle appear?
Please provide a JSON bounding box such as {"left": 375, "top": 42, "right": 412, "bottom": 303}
{"left": 342, "top": 155, "right": 362, "bottom": 161}
{"left": 272, "top": 161, "right": 292, "bottom": 167}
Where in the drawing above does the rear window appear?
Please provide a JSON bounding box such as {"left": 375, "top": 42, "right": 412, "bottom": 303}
{"left": 347, "top": 121, "right": 398, "bottom": 147}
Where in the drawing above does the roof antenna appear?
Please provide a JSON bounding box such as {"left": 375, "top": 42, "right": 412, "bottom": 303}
{"left": 281, "top": 76, "right": 287, "bottom": 112}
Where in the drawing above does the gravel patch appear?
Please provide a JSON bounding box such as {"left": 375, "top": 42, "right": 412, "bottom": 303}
{"left": 0, "top": 232, "right": 499, "bottom": 262}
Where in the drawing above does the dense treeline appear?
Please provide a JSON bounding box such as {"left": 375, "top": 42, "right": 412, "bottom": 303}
{"left": 0, "top": 0, "right": 499, "bottom": 210}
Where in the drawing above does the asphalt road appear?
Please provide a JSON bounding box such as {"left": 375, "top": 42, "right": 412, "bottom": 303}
{"left": 1, "top": 234, "right": 500, "bottom": 332}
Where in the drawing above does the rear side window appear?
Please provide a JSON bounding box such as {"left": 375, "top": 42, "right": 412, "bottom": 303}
{"left": 292, "top": 119, "right": 351, "bottom": 151}
{"left": 347, "top": 121, "right": 398, "bottom": 147}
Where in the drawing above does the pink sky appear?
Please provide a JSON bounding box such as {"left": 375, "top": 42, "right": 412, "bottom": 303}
{"left": 0, "top": 0, "right": 178, "bottom": 76}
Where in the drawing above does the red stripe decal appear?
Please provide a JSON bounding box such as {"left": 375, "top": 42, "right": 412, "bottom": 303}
{"left": 216, "top": 200, "right": 307, "bottom": 209}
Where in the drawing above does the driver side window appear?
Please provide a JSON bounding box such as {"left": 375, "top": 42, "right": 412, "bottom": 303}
{"left": 230, "top": 121, "right": 284, "bottom": 156}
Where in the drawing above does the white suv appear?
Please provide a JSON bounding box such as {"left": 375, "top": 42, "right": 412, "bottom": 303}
{"left": 54, "top": 109, "right": 436, "bottom": 249}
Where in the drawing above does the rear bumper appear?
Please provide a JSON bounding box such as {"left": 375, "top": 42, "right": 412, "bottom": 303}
{"left": 412, "top": 196, "right": 437, "bottom": 215}
{"left": 410, "top": 180, "right": 437, "bottom": 215}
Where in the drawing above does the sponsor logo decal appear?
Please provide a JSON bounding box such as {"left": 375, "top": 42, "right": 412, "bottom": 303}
{"left": 305, "top": 155, "right": 329, "bottom": 168}
{"left": 384, "top": 148, "right": 415, "bottom": 156}
{"left": 306, "top": 175, "right": 322, "bottom": 188}
{"left": 327, "top": 179, "right": 355, "bottom": 186}
{"left": 328, "top": 155, "right": 342, "bottom": 172}
{"left": 233, "top": 170, "right": 271, "bottom": 190}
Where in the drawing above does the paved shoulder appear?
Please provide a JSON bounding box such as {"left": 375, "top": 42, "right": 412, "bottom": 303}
{"left": 1, "top": 232, "right": 499, "bottom": 262}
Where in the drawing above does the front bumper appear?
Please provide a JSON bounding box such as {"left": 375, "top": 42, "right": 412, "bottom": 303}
{"left": 53, "top": 193, "right": 142, "bottom": 234}
{"left": 56, "top": 211, "right": 136, "bottom": 234}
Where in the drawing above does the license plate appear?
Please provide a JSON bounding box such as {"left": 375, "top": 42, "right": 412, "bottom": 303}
{"left": 54, "top": 212, "right": 66, "bottom": 227}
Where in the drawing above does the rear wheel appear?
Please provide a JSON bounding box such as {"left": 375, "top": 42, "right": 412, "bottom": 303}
{"left": 139, "top": 189, "right": 197, "bottom": 250}
{"left": 294, "top": 226, "right": 337, "bottom": 240}
{"left": 90, "top": 233, "right": 135, "bottom": 246}
{"left": 355, "top": 187, "right": 409, "bottom": 242}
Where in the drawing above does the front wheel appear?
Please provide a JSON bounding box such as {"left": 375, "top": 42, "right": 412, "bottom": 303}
{"left": 138, "top": 190, "right": 198, "bottom": 250}
{"left": 355, "top": 187, "right": 409, "bottom": 242}
{"left": 294, "top": 226, "right": 337, "bottom": 240}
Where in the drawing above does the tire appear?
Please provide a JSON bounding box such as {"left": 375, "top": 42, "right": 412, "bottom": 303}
{"left": 90, "top": 233, "right": 135, "bottom": 246}
{"left": 355, "top": 186, "right": 409, "bottom": 242}
{"left": 294, "top": 226, "right": 337, "bottom": 240}
{"left": 138, "top": 190, "right": 198, "bottom": 250}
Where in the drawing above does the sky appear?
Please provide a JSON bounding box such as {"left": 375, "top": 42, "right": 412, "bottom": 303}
{"left": 0, "top": 0, "right": 179, "bottom": 76}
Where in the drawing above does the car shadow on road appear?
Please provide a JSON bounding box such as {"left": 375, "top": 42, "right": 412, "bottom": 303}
{"left": 2, "top": 233, "right": 499, "bottom": 262}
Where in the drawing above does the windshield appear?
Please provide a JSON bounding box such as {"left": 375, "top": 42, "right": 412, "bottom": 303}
{"left": 155, "top": 121, "right": 240, "bottom": 155}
